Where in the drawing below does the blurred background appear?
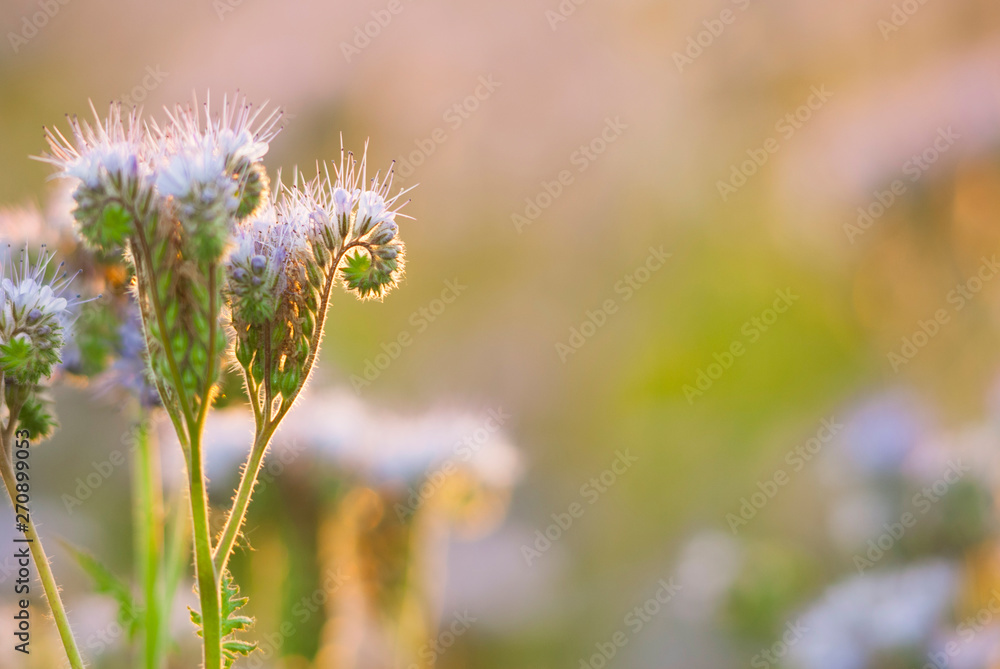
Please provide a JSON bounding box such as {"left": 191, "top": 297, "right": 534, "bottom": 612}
{"left": 3, "top": 0, "right": 1000, "bottom": 667}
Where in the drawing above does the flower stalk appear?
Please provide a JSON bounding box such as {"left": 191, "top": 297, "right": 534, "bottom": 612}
{"left": 37, "top": 95, "right": 412, "bottom": 668}
{"left": 0, "top": 374, "right": 84, "bottom": 669}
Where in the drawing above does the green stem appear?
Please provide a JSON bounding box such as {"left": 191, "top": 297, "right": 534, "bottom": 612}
{"left": 0, "top": 431, "right": 85, "bottom": 669}
{"left": 212, "top": 241, "right": 363, "bottom": 574}
{"left": 211, "top": 422, "right": 277, "bottom": 575}
{"left": 188, "top": 425, "right": 223, "bottom": 669}
{"left": 133, "top": 416, "right": 164, "bottom": 669}
{"left": 189, "top": 264, "right": 224, "bottom": 669}
{"left": 131, "top": 219, "right": 223, "bottom": 667}
{"left": 130, "top": 220, "right": 196, "bottom": 431}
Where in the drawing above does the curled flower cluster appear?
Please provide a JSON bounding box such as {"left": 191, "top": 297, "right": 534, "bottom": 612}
{"left": 228, "top": 146, "right": 410, "bottom": 416}
{"left": 151, "top": 99, "right": 277, "bottom": 259}
{"left": 38, "top": 94, "right": 414, "bottom": 669}
{"left": 38, "top": 95, "right": 283, "bottom": 422}
{"left": 38, "top": 96, "right": 411, "bottom": 425}
{"left": 0, "top": 245, "right": 87, "bottom": 385}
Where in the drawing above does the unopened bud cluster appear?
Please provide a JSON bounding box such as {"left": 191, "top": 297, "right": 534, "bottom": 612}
{"left": 0, "top": 245, "right": 86, "bottom": 386}
{"left": 229, "top": 146, "right": 410, "bottom": 414}
{"left": 39, "top": 96, "right": 411, "bottom": 422}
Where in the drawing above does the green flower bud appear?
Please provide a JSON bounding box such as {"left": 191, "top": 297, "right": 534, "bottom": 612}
{"left": 279, "top": 366, "right": 300, "bottom": 397}
{"left": 235, "top": 340, "right": 253, "bottom": 368}
{"left": 191, "top": 343, "right": 207, "bottom": 370}
{"left": 306, "top": 260, "right": 323, "bottom": 289}
{"left": 250, "top": 355, "right": 265, "bottom": 383}
{"left": 237, "top": 163, "right": 270, "bottom": 219}
{"left": 302, "top": 310, "right": 316, "bottom": 339}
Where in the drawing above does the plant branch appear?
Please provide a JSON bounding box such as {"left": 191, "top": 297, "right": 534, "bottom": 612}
{"left": 211, "top": 241, "right": 357, "bottom": 573}
{"left": 0, "top": 412, "right": 85, "bottom": 669}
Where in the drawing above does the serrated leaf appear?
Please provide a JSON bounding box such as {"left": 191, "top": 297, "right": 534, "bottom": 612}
{"left": 15, "top": 393, "right": 58, "bottom": 442}
{"left": 220, "top": 572, "right": 253, "bottom": 636}
{"left": 340, "top": 249, "right": 395, "bottom": 299}
{"left": 190, "top": 571, "right": 258, "bottom": 664}
{"left": 224, "top": 639, "right": 258, "bottom": 656}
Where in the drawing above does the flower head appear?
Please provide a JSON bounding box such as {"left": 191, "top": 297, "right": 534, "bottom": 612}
{"left": 158, "top": 93, "right": 281, "bottom": 172}
{"left": 36, "top": 103, "right": 155, "bottom": 250}
{"left": 227, "top": 204, "right": 287, "bottom": 325}
{"left": 0, "top": 245, "right": 91, "bottom": 384}
{"left": 284, "top": 142, "right": 412, "bottom": 301}
{"left": 151, "top": 94, "right": 282, "bottom": 261}
{"left": 38, "top": 102, "right": 150, "bottom": 189}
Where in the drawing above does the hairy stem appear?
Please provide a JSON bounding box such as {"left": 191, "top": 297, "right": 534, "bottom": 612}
{"left": 212, "top": 242, "right": 360, "bottom": 573}
{"left": 0, "top": 422, "right": 85, "bottom": 669}
{"left": 211, "top": 421, "right": 276, "bottom": 575}
{"left": 188, "top": 425, "right": 222, "bottom": 669}
{"left": 189, "top": 263, "right": 224, "bottom": 669}
{"left": 131, "top": 212, "right": 224, "bottom": 668}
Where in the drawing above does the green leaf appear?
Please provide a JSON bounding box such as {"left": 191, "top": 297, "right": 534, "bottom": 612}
{"left": 340, "top": 249, "right": 395, "bottom": 299}
{"left": 0, "top": 336, "right": 57, "bottom": 384}
{"left": 61, "top": 542, "right": 140, "bottom": 638}
{"left": 15, "top": 393, "right": 59, "bottom": 442}
{"left": 220, "top": 573, "right": 253, "bottom": 636}
{"left": 190, "top": 571, "right": 257, "bottom": 666}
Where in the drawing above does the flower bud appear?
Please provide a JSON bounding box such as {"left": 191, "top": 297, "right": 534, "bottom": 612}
{"left": 369, "top": 221, "right": 398, "bottom": 246}
{"left": 237, "top": 162, "right": 270, "bottom": 219}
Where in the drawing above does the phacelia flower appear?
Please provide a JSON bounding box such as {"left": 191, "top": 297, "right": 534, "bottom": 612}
{"left": 0, "top": 245, "right": 90, "bottom": 384}
{"left": 227, "top": 204, "right": 286, "bottom": 325}
{"left": 37, "top": 103, "right": 155, "bottom": 250}
{"left": 295, "top": 143, "right": 412, "bottom": 300}
{"left": 152, "top": 95, "right": 282, "bottom": 261}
